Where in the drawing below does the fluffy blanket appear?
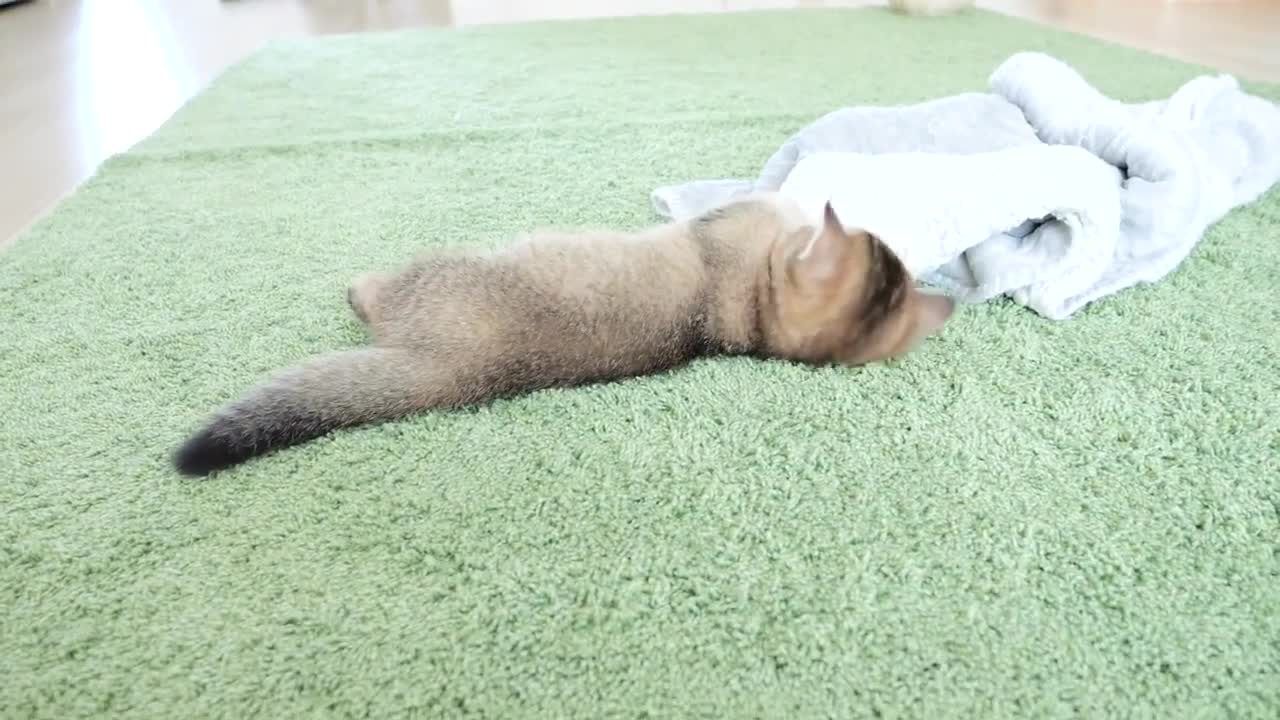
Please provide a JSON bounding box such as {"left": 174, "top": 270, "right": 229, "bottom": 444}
{"left": 651, "top": 52, "right": 1280, "bottom": 319}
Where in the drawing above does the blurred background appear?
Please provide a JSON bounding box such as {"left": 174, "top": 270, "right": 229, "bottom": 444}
{"left": 1, "top": 0, "right": 1277, "bottom": 246}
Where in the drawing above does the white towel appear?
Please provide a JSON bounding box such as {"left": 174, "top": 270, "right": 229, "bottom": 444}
{"left": 651, "top": 52, "right": 1280, "bottom": 319}
{"left": 778, "top": 146, "right": 1121, "bottom": 318}
{"left": 991, "top": 53, "right": 1280, "bottom": 316}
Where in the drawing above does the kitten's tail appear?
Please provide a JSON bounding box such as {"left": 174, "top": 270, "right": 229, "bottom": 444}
{"left": 173, "top": 347, "right": 442, "bottom": 477}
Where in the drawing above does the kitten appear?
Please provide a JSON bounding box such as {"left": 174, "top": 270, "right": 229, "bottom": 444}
{"left": 173, "top": 194, "right": 954, "bottom": 476}
{"left": 888, "top": 0, "right": 975, "bottom": 15}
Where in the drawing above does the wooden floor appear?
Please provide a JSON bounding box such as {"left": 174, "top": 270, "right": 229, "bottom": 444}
{"left": 1, "top": 0, "right": 1278, "bottom": 247}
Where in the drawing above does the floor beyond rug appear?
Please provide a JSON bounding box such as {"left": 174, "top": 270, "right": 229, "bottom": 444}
{"left": 2, "top": 7, "right": 1278, "bottom": 718}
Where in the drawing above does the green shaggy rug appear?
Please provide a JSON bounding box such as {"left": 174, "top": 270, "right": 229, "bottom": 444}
{"left": 2, "top": 8, "right": 1277, "bottom": 718}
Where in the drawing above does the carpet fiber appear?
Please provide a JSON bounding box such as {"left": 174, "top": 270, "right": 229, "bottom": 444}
{"left": 2, "top": 8, "right": 1278, "bottom": 718}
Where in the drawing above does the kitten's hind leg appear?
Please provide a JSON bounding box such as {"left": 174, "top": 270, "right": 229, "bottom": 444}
{"left": 347, "top": 272, "right": 388, "bottom": 325}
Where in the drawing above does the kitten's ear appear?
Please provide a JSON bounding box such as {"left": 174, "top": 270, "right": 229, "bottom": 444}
{"left": 821, "top": 200, "right": 843, "bottom": 236}
{"left": 911, "top": 292, "right": 956, "bottom": 340}
{"left": 785, "top": 201, "right": 857, "bottom": 289}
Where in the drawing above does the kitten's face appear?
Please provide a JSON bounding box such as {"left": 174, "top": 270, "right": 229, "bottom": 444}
{"left": 759, "top": 202, "right": 954, "bottom": 366}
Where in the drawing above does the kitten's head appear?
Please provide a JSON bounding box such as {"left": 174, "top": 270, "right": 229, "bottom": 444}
{"left": 759, "top": 202, "right": 954, "bottom": 366}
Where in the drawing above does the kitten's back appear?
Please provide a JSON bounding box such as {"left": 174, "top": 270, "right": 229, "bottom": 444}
{"left": 374, "top": 223, "right": 715, "bottom": 382}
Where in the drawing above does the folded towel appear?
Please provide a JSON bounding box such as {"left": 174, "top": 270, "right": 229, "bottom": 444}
{"left": 778, "top": 146, "right": 1121, "bottom": 316}
{"left": 651, "top": 52, "right": 1280, "bottom": 318}
{"left": 650, "top": 92, "right": 1039, "bottom": 221}
{"left": 990, "top": 53, "right": 1280, "bottom": 316}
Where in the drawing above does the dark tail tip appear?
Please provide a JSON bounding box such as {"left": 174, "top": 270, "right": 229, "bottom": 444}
{"left": 172, "top": 425, "right": 258, "bottom": 477}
